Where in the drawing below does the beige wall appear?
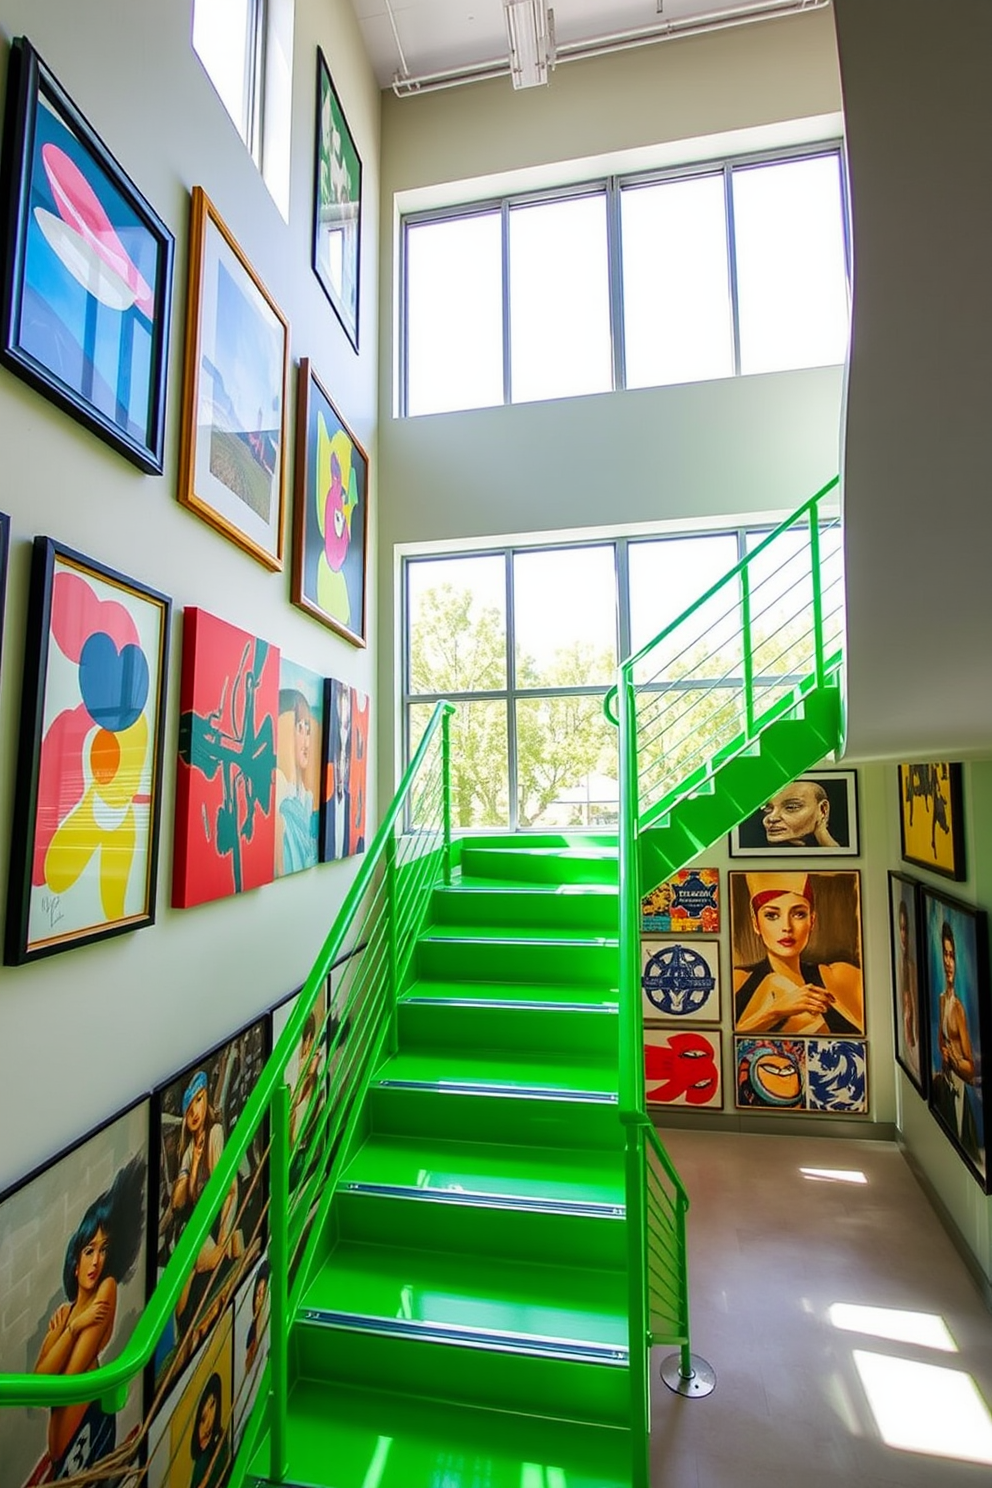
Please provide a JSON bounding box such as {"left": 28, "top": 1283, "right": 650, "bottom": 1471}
{"left": 0, "top": 0, "right": 379, "bottom": 1190}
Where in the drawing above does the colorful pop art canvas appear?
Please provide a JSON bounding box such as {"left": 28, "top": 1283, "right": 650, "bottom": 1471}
{"left": 293, "top": 359, "right": 368, "bottom": 646}
{"left": 152, "top": 1017, "right": 269, "bottom": 1395}
{"left": 806, "top": 1039, "right": 869, "bottom": 1113}
{"left": 275, "top": 659, "right": 323, "bottom": 878}
{"left": 173, "top": 608, "right": 279, "bottom": 908}
{"left": 641, "top": 868, "right": 719, "bottom": 934}
{"left": 4, "top": 539, "right": 171, "bottom": 964}
{"left": 735, "top": 1037, "right": 807, "bottom": 1110}
{"left": 146, "top": 1300, "right": 234, "bottom": 1488}
{"left": 0, "top": 39, "right": 173, "bottom": 472}
{"left": 322, "top": 679, "right": 369, "bottom": 860}
{"left": 313, "top": 51, "right": 362, "bottom": 350}
{"left": 645, "top": 1028, "right": 722, "bottom": 1108}
{"left": 641, "top": 939, "right": 721, "bottom": 1024}
{"left": 0, "top": 1100, "right": 150, "bottom": 1488}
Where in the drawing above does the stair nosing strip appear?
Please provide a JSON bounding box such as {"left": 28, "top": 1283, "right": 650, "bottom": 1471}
{"left": 420, "top": 935, "right": 619, "bottom": 949}
{"left": 340, "top": 1180, "right": 625, "bottom": 1218}
{"left": 374, "top": 1079, "right": 618, "bottom": 1104}
{"left": 298, "top": 1309, "right": 629, "bottom": 1366}
{"left": 401, "top": 995, "right": 619, "bottom": 1013}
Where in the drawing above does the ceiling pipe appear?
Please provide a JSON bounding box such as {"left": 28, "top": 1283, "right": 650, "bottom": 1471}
{"left": 392, "top": 0, "right": 830, "bottom": 97}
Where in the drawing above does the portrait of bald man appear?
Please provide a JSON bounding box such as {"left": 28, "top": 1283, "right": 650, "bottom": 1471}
{"left": 730, "top": 771, "right": 859, "bottom": 858}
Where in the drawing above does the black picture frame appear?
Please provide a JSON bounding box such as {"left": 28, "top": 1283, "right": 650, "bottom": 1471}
{"left": 921, "top": 885, "right": 990, "bottom": 1192}
{"left": 312, "top": 48, "right": 362, "bottom": 351}
{"left": 887, "top": 871, "right": 927, "bottom": 1098}
{"left": 4, "top": 537, "right": 171, "bottom": 964}
{"left": 0, "top": 37, "right": 174, "bottom": 473}
{"left": 0, "top": 511, "right": 10, "bottom": 678}
{"left": 0, "top": 1096, "right": 151, "bottom": 1485}
{"left": 728, "top": 768, "right": 860, "bottom": 857}
{"left": 898, "top": 762, "right": 966, "bottom": 882}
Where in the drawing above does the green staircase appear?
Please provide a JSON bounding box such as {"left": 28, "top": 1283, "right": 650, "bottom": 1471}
{"left": 0, "top": 481, "right": 846, "bottom": 1488}
{"left": 247, "top": 835, "right": 634, "bottom": 1487}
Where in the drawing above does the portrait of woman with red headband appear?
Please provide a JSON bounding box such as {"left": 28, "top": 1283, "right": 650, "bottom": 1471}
{"left": 730, "top": 871, "right": 865, "bottom": 1037}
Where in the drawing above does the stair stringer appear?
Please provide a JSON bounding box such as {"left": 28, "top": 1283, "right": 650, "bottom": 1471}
{"left": 638, "top": 681, "right": 844, "bottom": 895}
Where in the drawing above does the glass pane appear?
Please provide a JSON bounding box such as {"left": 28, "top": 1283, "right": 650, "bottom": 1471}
{"left": 628, "top": 534, "right": 742, "bottom": 677}
{"left": 406, "top": 214, "right": 503, "bottom": 415}
{"left": 193, "top": 0, "right": 251, "bottom": 140}
{"left": 509, "top": 195, "right": 612, "bottom": 404}
{"left": 513, "top": 546, "right": 617, "bottom": 688}
{"left": 407, "top": 554, "right": 507, "bottom": 696}
{"left": 621, "top": 174, "right": 733, "bottom": 388}
{"left": 745, "top": 524, "right": 844, "bottom": 684}
{"left": 516, "top": 696, "right": 618, "bottom": 829}
{"left": 411, "top": 701, "right": 509, "bottom": 829}
{"left": 734, "top": 154, "right": 850, "bottom": 375}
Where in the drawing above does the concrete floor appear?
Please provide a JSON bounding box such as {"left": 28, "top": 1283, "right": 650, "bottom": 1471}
{"left": 650, "top": 1130, "right": 992, "bottom": 1488}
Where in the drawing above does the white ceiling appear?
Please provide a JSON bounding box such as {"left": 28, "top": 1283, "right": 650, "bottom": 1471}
{"left": 350, "top": 0, "right": 821, "bottom": 90}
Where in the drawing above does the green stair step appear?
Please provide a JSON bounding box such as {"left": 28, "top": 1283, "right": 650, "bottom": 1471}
{"left": 366, "top": 1085, "right": 624, "bottom": 1151}
{"left": 375, "top": 1048, "right": 618, "bottom": 1102}
{"left": 247, "top": 1378, "right": 632, "bottom": 1488}
{"left": 432, "top": 881, "right": 619, "bottom": 932}
{"left": 401, "top": 976, "right": 618, "bottom": 1010}
{"left": 416, "top": 934, "right": 619, "bottom": 986}
{"left": 341, "top": 1132, "right": 626, "bottom": 1214}
{"left": 395, "top": 1001, "right": 617, "bottom": 1060}
{"left": 300, "top": 1241, "right": 628, "bottom": 1363}
{"left": 460, "top": 844, "right": 619, "bottom": 887}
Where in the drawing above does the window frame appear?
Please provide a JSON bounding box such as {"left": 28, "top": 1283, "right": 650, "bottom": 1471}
{"left": 402, "top": 516, "right": 841, "bottom": 832}
{"left": 399, "top": 140, "right": 850, "bottom": 417}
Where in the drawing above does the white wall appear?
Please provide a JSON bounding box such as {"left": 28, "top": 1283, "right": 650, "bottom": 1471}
{"left": 375, "top": 8, "right": 846, "bottom": 800}
{"left": 834, "top": 0, "right": 992, "bottom": 760}
{"left": 0, "top": 0, "right": 380, "bottom": 1190}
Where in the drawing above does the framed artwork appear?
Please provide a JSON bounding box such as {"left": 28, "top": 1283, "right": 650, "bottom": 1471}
{"left": 899, "top": 763, "right": 966, "bottom": 881}
{"left": 4, "top": 537, "right": 171, "bottom": 965}
{"left": 921, "top": 886, "right": 990, "bottom": 1191}
{"left": 146, "top": 1299, "right": 233, "bottom": 1488}
{"left": 322, "top": 679, "right": 369, "bottom": 861}
{"left": 179, "top": 187, "right": 289, "bottom": 570}
{"left": 734, "top": 1035, "right": 868, "bottom": 1113}
{"left": 313, "top": 49, "right": 362, "bottom": 350}
{"left": 729, "top": 769, "right": 859, "bottom": 857}
{"left": 172, "top": 608, "right": 279, "bottom": 909}
{"left": 641, "top": 939, "right": 721, "bottom": 1024}
{"left": 730, "top": 870, "right": 864, "bottom": 1037}
{"left": 888, "top": 872, "right": 927, "bottom": 1097}
{"left": 645, "top": 1028, "right": 722, "bottom": 1108}
{"left": 275, "top": 659, "right": 323, "bottom": 878}
{"left": 151, "top": 1016, "right": 270, "bottom": 1395}
{"left": 232, "top": 1251, "right": 269, "bottom": 1447}
{"left": 272, "top": 978, "right": 331, "bottom": 1184}
{"left": 292, "top": 358, "right": 369, "bottom": 645}
{"left": 641, "top": 868, "right": 719, "bottom": 934}
{"left": 0, "top": 38, "right": 173, "bottom": 473}
{"left": 0, "top": 1098, "right": 150, "bottom": 1487}
{"left": 0, "top": 511, "right": 9, "bottom": 677}
{"left": 806, "top": 1038, "right": 868, "bottom": 1113}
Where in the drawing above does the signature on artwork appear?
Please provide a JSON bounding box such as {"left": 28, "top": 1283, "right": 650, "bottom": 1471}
{"left": 41, "top": 893, "right": 64, "bottom": 929}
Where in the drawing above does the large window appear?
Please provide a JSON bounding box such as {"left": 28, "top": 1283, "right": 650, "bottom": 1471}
{"left": 403, "top": 519, "right": 843, "bottom": 831}
{"left": 401, "top": 145, "right": 849, "bottom": 416}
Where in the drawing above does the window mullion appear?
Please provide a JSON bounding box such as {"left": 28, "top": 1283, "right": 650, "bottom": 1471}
{"left": 724, "top": 162, "right": 742, "bottom": 377}
{"left": 607, "top": 178, "right": 625, "bottom": 393}
{"left": 501, "top": 200, "right": 512, "bottom": 406}
{"left": 615, "top": 538, "right": 631, "bottom": 665}
{"left": 504, "top": 549, "right": 519, "bottom": 829}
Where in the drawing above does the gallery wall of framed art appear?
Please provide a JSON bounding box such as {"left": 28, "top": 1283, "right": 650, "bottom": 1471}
{"left": 0, "top": 0, "right": 380, "bottom": 1206}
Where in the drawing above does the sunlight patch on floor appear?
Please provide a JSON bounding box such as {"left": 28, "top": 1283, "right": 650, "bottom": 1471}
{"left": 831, "top": 1303, "right": 957, "bottom": 1352}
{"left": 800, "top": 1166, "right": 867, "bottom": 1184}
{"left": 854, "top": 1351, "right": 992, "bottom": 1463}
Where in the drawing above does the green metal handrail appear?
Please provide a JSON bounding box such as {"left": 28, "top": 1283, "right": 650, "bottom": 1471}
{"left": 613, "top": 480, "right": 844, "bottom": 1481}
{"left": 0, "top": 700, "right": 456, "bottom": 1486}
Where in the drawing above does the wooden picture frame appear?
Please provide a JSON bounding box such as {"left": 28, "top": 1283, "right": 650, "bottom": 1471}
{"left": 734, "top": 1035, "right": 868, "bottom": 1114}
{"left": 888, "top": 871, "right": 927, "bottom": 1097}
{"left": 0, "top": 1097, "right": 150, "bottom": 1486}
{"left": 292, "top": 358, "right": 368, "bottom": 645}
{"left": 4, "top": 537, "right": 171, "bottom": 964}
{"left": 729, "top": 769, "right": 860, "bottom": 857}
{"left": 179, "top": 187, "right": 289, "bottom": 570}
{"left": 0, "top": 37, "right": 174, "bottom": 472}
{"left": 641, "top": 938, "right": 721, "bottom": 1024}
{"left": 921, "top": 885, "right": 990, "bottom": 1191}
{"left": 729, "top": 870, "right": 865, "bottom": 1037}
{"left": 312, "top": 49, "right": 362, "bottom": 351}
{"left": 898, "top": 762, "right": 966, "bottom": 881}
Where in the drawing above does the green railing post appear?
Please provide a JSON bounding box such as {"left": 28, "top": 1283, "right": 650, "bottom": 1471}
{"left": 386, "top": 829, "right": 400, "bottom": 1054}
{"left": 626, "top": 1130, "right": 651, "bottom": 1488}
{"left": 269, "top": 1080, "right": 290, "bottom": 1482}
{"left": 808, "top": 504, "right": 826, "bottom": 689}
{"left": 740, "top": 563, "right": 755, "bottom": 740}
{"left": 441, "top": 705, "right": 453, "bottom": 886}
